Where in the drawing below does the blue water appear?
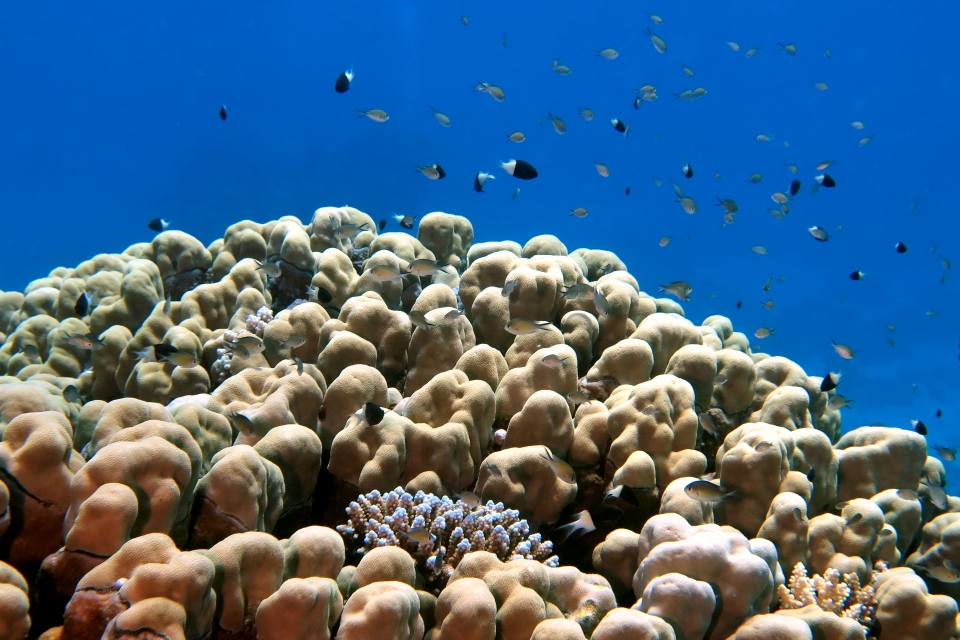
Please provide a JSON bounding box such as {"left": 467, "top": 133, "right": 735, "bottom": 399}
{"left": 2, "top": 1, "right": 958, "bottom": 458}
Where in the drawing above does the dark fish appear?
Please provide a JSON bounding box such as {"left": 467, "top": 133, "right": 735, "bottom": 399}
{"left": 895, "top": 242, "right": 907, "bottom": 253}
{"left": 737, "top": 301, "right": 742, "bottom": 310}
{"left": 936, "top": 409, "right": 942, "bottom": 418}
{"left": 219, "top": 105, "right": 227, "bottom": 120}
{"left": 154, "top": 343, "right": 180, "bottom": 358}
{"left": 591, "top": 503, "right": 624, "bottom": 526}
{"left": 633, "top": 95, "right": 641, "bottom": 109}
{"left": 683, "top": 163, "right": 694, "bottom": 178}
{"left": 912, "top": 419, "right": 927, "bottom": 435}
{"left": 500, "top": 159, "right": 538, "bottom": 180}
{"left": 74, "top": 293, "right": 89, "bottom": 317}
{"left": 789, "top": 179, "right": 801, "bottom": 196}
{"left": 363, "top": 402, "right": 385, "bottom": 426}
{"left": 806, "top": 467, "right": 816, "bottom": 482}
{"left": 378, "top": 219, "right": 387, "bottom": 231}
{"left": 625, "top": 187, "right": 631, "bottom": 196}
{"left": 611, "top": 118, "right": 627, "bottom": 133}
{"left": 315, "top": 287, "right": 333, "bottom": 304}
{"left": 604, "top": 484, "right": 641, "bottom": 508}
{"left": 820, "top": 371, "right": 841, "bottom": 392}
{"left": 335, "top": 69, "right": 354, "bottom": 93}
{"left": 63, "top": 385, "right": 82, "bottom": 404}
{"left": 148, "top": 218, "right": 170, "bottom": 232}
{"left": 849, "top": 270, "right": 865, "bottom": 281}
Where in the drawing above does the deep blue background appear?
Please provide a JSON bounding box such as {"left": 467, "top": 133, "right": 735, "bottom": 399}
{"left": 2, "top": 1, "right": 958, "bottom": 459}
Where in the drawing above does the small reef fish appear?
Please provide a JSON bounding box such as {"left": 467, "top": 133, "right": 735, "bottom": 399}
{"left": 430, "top": 107, "right": 451, "bottom": 127}
{"left": 63, "top": 385, "right": 82, "bottom": 404}
{"left": 754, "top": 327, "right": 775, "bottom": 339}
{"left": 593, "top": 161, "right": 610, "bottom": 177}
{"left": 745, "top": 173, "right": 763, "bottom": 184}
{"left": 911, "top": 419, "right": 927, "bottom": 435}
{"left": 74, "top": 293, "right": 89, "bottom": 317}
{"left": 227, "top": 334, "right": 265, "bottom": 355}
{"left": 393, "top": 214, "right": 418, "bottom": 229}
{"left": 570, "top": 207, "right": 588, "bottom": 218}
{"left": 456, "top": 491, "right": 481, "bottom": 508}
{"left": 506, "top": 131, "right": 525, "bottom": 143}
{"left": 895, "top": 242, "right": 908, "bottom": 253}
{"left": 919, "top": 480, "right": 948, "bottom": 509}
{"left": 914, "top": 561, "right": 960, "bottom": 583}
{"left": 646, "top": 28, "right": 667, "bottom": 53}
{"left": 714, "top": 373, "right": 728, "bottom": 385}
{"left": 444, "top": 309, "right": 465, "bottom": 320}
{"left": 404, "top": 527, "right": 435, "bottom": 544}
{"left": 65, "top": 332, "right": 105, "bottom": 350}
{"left": 360, "top": 402, "right": 385, "bottom": 426}
{"left": 406, "top": 259, "right": 450, "bottom": 276}
{"left": 750, "top": 245, "right": 768, "bottom": 255}
{"left": 596, "top": 48, "right": 619, "bottom": 59}
{"left": 541, "top": 354, "right": 568, "bottom": 368}
{"left": 133, "top": 343, "right": 179, "bottom": 362}
{"left": 539, "top": 447, "right": 576, "bottom": 483}
{"left": 682, "top": 164, "right": 694, "bottom": 178}
{"left": 510, "top": 188, "right": 521, "bottom": 200}
{"left": 416, "top": 164, "right": 446, "bottom": 180}
{"left": 611, "top": 118, "right": 629, "bottom": 136}
{"left": 745, "top": 45, "right": 761, "bottom": 57}
{"left": 460, "top": 14, "right": 468, "bottom": 25}
{"left": 499, "top": 159, "right": 538, "bottom": 179}
{"left": 547, "top": 112, "right": 566, "bottom": 134}
{"left": 294, "top": 357, "right": 303, "bottom": 375}
{"left": 727, "top": 42, "right": 740, "bottom": 51}
{"left": 370, "top": 265, "right": 403, "bottom": 281}
{"left": 474, "top": 83, "right": 505, "bottom": 102}
{"left": 820, "top": 372, "right": 841, "bottom": 392}
{"left": 659, "top": 236, "right": 673, "bottom": 247}
{"left": 501, "top": 280, "right": 517, "bottom": 297}
{"left": 560, "top": 283, "right": 594, "bottom": 300}
{"left": 409, "top": 310, "right": 434, "bottom": 330}
{"left": 219, "top": 106, "right": 227, "bottom": 121}
{"left": 831, "top": 341, "right": 856, "bottom": 359}
{"left": 554, "top": 510, "right": 596, "bottom": 542}
{"left": 578, "top": 107, "right": 594, "bottom": 121}
{"left": 255, "top": 260, "right": 282, "bottom": 277}
{"left": 716, "top": 198, "right": 738, "bottom": 214}
{"left": 567, "top": 391, "right": 591, "bottom": 405}
{"left": 335, "top": 69, "right": 354, "bottom": 93}
{"left": 790, "top": 179, "right": 801, "bottom": 196}
{"left": 552, "top": 58, "right": 571, "bottom": 75}
{"left": 159, "top": 350, "right": 198, "bottom": 368}
{"left": 18, "top": 344, "right": 40, "bottom": 360}
{"left": 778, "top": 42, "right": 797, "bottom": 55}
{"left": 504, "top": 318, "right": 552, "bottom": 335}
{"left": 698, "top": 412, "right": 718, "bottom": 436}
{"left": 684, "top": 480, "right": 736, "bottom": 503}
{"left": 148, "top": 218, "right": 170, "bottom": 232}
{"left": 594, "top": 288, "right": 611, "bottom": 317}
{"left": 808, "top": 226, "right": 830, "bottom": 242}
{"left": 827, "top": 394, "right": 853, "bottom": 411}
{"left": 677, "top": 196, "right": 697, "bottom": 214}
{"left": 850, "top": 270, "right": 865, "bottom": 281}
{"left": 281, "top": 335, "right": 306, "bottom": 349}
{"left": 357, "top": 109, "right": 389, "bottom": 122}
{"left": 659, "top": 281, "right": 692, "bottom": 302}
{"left": 933, "top": 444, "right": 957, "bottom": 462}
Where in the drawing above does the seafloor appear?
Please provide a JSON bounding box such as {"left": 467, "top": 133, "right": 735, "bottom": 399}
{"left": 0, "top": 207, "right": 956, "bottom": 639}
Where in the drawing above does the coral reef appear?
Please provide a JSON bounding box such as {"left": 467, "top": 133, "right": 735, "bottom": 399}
{"left": 0, "top": 207, "right": 956, "bottom": 639}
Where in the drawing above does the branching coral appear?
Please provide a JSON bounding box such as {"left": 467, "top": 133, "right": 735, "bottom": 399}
{"left": 778, "top": 560, "right": 887, "bottom": 631}
{"left": 212, "top": 307, "right": 275, "bottom": 384}
{"left": 336, "top": 488, "right": 558, "bottom": 585}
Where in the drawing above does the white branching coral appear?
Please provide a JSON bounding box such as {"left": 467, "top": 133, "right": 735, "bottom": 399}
{"left": 337, "top": 487, "right": 559, "bottom": 584}
{"left": 246, "top": 306, "right": 273, "bottom": 336}
{"left": 211, "top": 307, "right": 274, "bottom": 385}
{"left": 778, "top": 561, "right": 887, "bottom": 631}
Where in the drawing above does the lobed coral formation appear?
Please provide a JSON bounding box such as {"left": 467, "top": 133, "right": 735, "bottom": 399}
{"left": 0, "top": 206, "right": 957, "bottom": 639}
